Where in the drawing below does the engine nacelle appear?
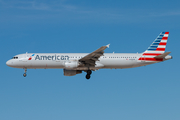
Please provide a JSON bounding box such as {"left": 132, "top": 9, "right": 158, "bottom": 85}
{"left": 63, "top": 69, "right": 82, "bottom": 76}
{"left": 64, "top": 61, "right": 79, "bottom": 69}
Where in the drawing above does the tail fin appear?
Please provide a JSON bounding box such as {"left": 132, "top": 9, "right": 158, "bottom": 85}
{"left": 139, "top": 32, "right": 169, "bottom": 61}
{"left": 143, "top": 32, "right": 169, "bottom": 55}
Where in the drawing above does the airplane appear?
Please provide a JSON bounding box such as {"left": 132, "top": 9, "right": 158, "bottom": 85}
{"left": 6, "top": 32, "right": 172, "bottom": 79}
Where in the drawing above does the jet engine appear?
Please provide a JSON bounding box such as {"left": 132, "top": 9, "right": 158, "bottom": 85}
{"left": 64, "top": 61, "right": 79, "bottom": 69}
{"left": 63, "top": 69, "right": 82, "bottom": 76}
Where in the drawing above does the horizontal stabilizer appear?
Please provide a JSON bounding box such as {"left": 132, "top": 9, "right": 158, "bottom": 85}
{"left": 154, "top": 52, "right": 171, "bottom": 58}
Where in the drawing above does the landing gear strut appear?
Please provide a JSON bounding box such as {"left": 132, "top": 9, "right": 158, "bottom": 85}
{"left": 86, "top": 70, "right": 92, "bottom": 79}
{"left": 23, "top": 69, "right": 27, "bottom": 77}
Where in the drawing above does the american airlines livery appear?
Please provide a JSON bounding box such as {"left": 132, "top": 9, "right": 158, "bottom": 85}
{"left": 6, "top": 32, "right": 172, "bottom": 79}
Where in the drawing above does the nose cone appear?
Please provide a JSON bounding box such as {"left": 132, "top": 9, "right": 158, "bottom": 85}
{"left": 6, "top": 60, "right": 13, "bottom": 67}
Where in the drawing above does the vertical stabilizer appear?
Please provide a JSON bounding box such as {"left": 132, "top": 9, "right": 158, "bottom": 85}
{"left": 139, "top": 32, "right": 169, "bottom": 61}
{"left": 144, "top": 32, "right": 169, "bottom": 54}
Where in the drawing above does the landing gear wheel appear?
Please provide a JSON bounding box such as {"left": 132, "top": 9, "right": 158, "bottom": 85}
{"left": 86, "top": 74, "right": 90, "bottom": 79}
{"left": 85, "top": 70, "right": 92, "bottom": 79}
{"left": 87, "top": 70, "right": 92, "bottom": 75}
{"left": 23, "top": 68, "right": 27, "bottom": 77}
{"left": 23, "top": 73, "right": 27, "bottom": 77}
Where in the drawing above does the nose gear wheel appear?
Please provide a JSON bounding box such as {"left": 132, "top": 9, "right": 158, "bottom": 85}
{"left": 23, "top": 69, "right": 27, "bottom": 77}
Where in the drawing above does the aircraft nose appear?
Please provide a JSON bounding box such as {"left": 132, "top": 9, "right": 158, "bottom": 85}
{"left": 6, "top": 60, "right": 13, "bottom": 67}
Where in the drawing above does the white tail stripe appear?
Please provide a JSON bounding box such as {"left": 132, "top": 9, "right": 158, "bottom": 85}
{"left": 161, "top": 40, "right": 167, "bottom": 42}
{"left": 158, "top": 45, "right": 166, "bottom": 48}
{"left": 144, "top": 51, "right": 164, "bottom": 53}
{"left": 164, "top": 34, "right": 169, "bottom": 37}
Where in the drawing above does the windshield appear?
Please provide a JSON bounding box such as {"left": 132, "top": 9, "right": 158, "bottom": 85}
{"left": 12, "top": 57, "right": 18, "bottom": 59}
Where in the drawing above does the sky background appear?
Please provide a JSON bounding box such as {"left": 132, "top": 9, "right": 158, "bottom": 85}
{"left": 0, "top": 0, "right": 180, "bottom": 120}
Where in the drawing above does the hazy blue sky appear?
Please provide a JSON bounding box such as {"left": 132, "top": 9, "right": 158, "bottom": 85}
{"left": 0, "top": 0, "right": 179, "bottom": 120}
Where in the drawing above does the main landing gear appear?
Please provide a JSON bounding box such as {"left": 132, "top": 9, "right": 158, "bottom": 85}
{"left": 23, "top": 69, "right": 27, "bottom": 77}
{"left": 86, "top": 70, "right": 92, "bottom": 79}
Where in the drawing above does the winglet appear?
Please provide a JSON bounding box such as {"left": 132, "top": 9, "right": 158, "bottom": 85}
{"left": 106, "top": 44, "right": 110, "bottom": 48}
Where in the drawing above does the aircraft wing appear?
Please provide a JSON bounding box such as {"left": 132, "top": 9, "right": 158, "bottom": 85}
{"left": 79, "top": 44, "right": 110, "bottom": 66}
{"left": 154, "top": 52, "right": 171, "bottom": 58}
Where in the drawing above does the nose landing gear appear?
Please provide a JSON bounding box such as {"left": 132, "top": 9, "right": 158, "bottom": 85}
{"left": 23, "top": 69, "right": 27, "bottom": 77}
{"left": 86, "top": 70, "right": 92, "bottom": 79}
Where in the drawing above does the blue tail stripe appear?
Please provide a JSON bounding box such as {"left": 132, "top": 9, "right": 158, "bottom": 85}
{"left": 148, "top": 49, "right": 157, "bottom": 51}
{"left": 149, "top": 46, "right": 158, "bottom": 48}
{"left": 152, "top": 43, "right": 159, "bottom": 45}
{"left": 155, "top": 40, "right": 161, "bottom": 42}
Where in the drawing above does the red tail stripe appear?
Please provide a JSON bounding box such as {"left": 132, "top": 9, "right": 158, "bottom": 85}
{"left": 142, "top": 53, "right": 162, "bottom": 56}
{"left": 138, "top": 57, "right": 163, "bottom": 61}
{"left": 165, "top": 32, "right": 169, "bottom": 34}
{"left": 159, "top": 42, "right": 166, "bottom": 45}
{"left": 156, "top": 48, "right": 165, "bottom": 51}
{"left": 162, "top": 37, "right": 168, "bottom": 40}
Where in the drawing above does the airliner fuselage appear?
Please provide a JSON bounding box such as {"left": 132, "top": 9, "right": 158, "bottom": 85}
{"left": 6, "top": 32, "right": 172, "bottom": 79}
{"left": 6, "top": 53, "right": 145, "bottom": 69}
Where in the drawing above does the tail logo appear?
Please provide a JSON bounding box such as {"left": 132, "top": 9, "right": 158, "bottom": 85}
{"left": 139, "top": 32, "right": 169, "bottom": 61}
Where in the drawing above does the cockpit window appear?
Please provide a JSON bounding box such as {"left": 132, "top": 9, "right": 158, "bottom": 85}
{"left": 12, "top": 57, "right": 18, "bottom": 59}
